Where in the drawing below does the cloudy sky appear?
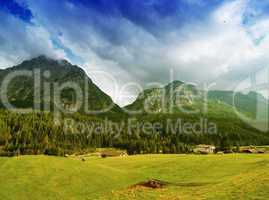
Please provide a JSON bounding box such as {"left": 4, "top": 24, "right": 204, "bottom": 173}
{"left": 1, "top": 0, "right": 269, "bottom": 106}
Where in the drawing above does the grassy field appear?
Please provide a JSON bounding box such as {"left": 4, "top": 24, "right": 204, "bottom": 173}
{"left": 0, "top": 154, "right": 268, "bottom": 200}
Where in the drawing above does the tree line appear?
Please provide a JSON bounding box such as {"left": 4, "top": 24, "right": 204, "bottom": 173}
{"left": 0, "top": 110, "right": 268, "bottom": 156}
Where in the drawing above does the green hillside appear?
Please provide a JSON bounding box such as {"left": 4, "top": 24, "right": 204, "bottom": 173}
{"left": 126, "top": 80, "right": 268, "bottom": 119}
{"left": 208, "top": 90, "right": 269, "bottom": 119}
{"left": 0, "top": 154, "right": 268, "bottom": 199}
{"left": 124, "top": 81, "right": 269, "bottom": 151}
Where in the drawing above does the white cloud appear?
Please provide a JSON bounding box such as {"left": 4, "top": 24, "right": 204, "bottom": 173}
{"left": 0, "top": 10, "right": 66, "bottom": 68}
{"left": 166, "top": 0, "right": 269, "bottom": 90}
{"left": 3, "top": 0, "right": 269, "bottom": 107}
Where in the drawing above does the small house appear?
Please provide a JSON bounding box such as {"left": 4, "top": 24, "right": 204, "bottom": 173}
{"left": 194, "top": 145, "right": 216, "bottom": 154}
{"left": 241, "top": 148, "right": 256, "bottom": 154}
{"left": 101, "top": 150, "right": 128, "bottom": 158}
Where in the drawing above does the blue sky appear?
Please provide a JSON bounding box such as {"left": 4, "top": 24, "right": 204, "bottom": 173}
{"left": 1, "top": 0, "right": 269, "bottom": 105}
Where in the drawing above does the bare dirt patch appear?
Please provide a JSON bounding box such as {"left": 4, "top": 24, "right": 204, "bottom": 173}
{"left": 131, "top": 179, "right": 169, "bottom": 189}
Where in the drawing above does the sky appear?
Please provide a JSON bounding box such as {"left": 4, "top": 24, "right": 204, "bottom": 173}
{"left": 1, "top": 0, "right": 269, "bottom": 106}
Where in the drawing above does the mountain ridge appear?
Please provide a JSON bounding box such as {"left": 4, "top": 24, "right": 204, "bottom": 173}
{"left": 0, "top": 55, "right": 122, "bottom": 115}
{"left": 0, "top": 55, "right": 268, "bottom": 120}
{"left": 126, "top": 80, "right": 268, "bottom": 119}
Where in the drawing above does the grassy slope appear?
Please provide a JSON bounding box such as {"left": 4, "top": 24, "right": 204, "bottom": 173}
{"left": 0, "top": 154, "right": 268, "bottom": 200}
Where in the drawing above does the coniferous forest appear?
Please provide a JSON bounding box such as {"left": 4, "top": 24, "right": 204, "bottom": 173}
{"left": 0, "top": 110, "right": 268, "bottom": 156}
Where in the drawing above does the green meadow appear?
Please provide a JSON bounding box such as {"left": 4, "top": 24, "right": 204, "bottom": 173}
{"left": 0, "top": 154, "right": 268, "bottom": 200}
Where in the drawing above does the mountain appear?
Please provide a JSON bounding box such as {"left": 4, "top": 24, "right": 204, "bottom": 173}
{"left": 0, "top": 56, "right": 122, "bottom": 115}
{"left": 125, "top": 81, "right": 235, "bottom": 117}
{"left": 208, "top": 90, "right": 268, "bottom": 119}
{"left": 126, "top": 80, "right": 268, "bottom": 119}
{"left": 125, "top": 81, "right": 269, "bottom": 143}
